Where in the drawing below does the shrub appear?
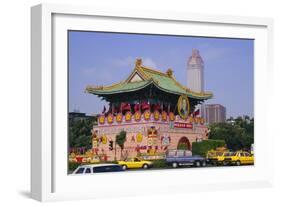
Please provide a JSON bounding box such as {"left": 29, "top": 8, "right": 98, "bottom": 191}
{"left": 151, "top": 159, "right": 167, "bottom": 168}
{"left": 192, "top": 139, "right": 225, "bottom": 157}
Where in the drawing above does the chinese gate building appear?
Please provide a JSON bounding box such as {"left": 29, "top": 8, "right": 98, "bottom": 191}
{"left": 86, "top": 59, "right": 213, "bottom": 161}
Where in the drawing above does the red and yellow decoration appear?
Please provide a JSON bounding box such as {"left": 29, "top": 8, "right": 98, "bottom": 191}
{"left": 98, "top": 115, "right": 105, "bottom": 124}
{"left": 147, "top": 126, "right": 158, "bottom": 146}
{"left": 161, "top": 111, "right": 167, "bottom": 121}
{"left": 169, "top": 112, "right": 175, "bottom": 121}
{"left": 107, "top": 113, "right": 114, "bottom": 124}
{"left": 116, "top": 113, "right": 123, "bottom": 123}
{"left": 134, "top": 111, "right": 142, "bottom": 122}
{"left": 153, "top": 110, "right": 160, "bottom": 121}
{"left": 144, "top": 110, "right": 151, "bottom": 121}
{"left": 125, "top": 111, "right": 132, "bottom": 122}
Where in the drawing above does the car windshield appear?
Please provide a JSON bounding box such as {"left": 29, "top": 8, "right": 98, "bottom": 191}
{"left": 75, "top": 167, "right": 85, "bottom": 174}
{"left": 176, "top": 150, "right": 185, "bottom": 157}
{"left": 216, "top": 152, "right": 224, "bottom": 156}
{"left": 207, "top": 152, "right": 216, "bottom": 157}
{"left": 224, "top": 152, "right": 235, "bottom": 156}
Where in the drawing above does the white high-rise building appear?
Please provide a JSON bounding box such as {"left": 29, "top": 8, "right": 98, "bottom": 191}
{"left": 187, "top": 49, "right": 205, "bottom": 117}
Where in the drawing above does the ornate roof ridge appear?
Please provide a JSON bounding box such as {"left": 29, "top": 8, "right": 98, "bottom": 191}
{"left": 139, "top": 66, "right": 171, "bottom": 78}
{"left": 85, "top": 80, "right": 126, "bottom": 92}
{"left": 140, "top": 63, "right": 212, "bottom": 97}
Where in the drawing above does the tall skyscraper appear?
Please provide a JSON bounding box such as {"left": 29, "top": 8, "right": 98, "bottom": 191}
{"left": 187, "top": 49, "right": 205, "bottom": 117}
{"left": 187, "top": 49, "right": 204, "bottom": 93}
{"left": 205, "top": 104, "right": 226, "bottom": 124}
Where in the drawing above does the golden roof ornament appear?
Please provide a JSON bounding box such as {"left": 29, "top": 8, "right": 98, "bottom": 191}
{"left": 135, "top": 58, "right": 142, "bottom": 67}
{"left": 166, "top": 68, "right": 173, "bottom": 77}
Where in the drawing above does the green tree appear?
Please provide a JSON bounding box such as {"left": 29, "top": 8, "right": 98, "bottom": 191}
{"left": 116, "top": 130, "right": 127, "bottom": 159}
{"left": 208, "top": 117, "right": 254, "bottom": 151}
{"left": 69, "top": 117, "right": 96, "bottom": 151}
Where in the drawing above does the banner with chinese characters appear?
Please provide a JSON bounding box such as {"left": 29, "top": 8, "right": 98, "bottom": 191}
{"left": 174, "top": 122, "right": 193, "bottom": 129}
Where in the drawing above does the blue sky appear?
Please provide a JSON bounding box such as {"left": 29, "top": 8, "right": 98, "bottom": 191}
{"left": 68, "top": 31, "right": 254, "bottom": 118}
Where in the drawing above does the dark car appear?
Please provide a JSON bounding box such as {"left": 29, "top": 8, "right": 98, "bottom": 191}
{"left": 166, "top": 149, "right": 207, "bottom": 168}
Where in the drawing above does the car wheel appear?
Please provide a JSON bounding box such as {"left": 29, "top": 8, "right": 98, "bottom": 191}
{"left": 201, "top": 161, "right": 206, "bottom": 167}
{"left": 122, "top": 165, "right": 127, "bottom": 170}
{"left": 236, "top": 161, "right": 241, "bottom": 166}
{"left": 143, "top": 164, "right": 149, "bottom": 169}
{"left": 195, "top": 161, "right": 201, "bottom": 167}
{"left": 172, "top": 162, "right": 178, "bottom": 168}
{"left": 223, "top": 161, "right": 228, "bottom": 166}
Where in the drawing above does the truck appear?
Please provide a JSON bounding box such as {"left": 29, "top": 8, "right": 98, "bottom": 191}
{"left": 165, "top": 149, "right": 207, "bottom": 168}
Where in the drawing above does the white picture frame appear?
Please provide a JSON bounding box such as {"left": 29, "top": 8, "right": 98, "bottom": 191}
{"left": 31, "top": 3, "right": 274, "bottom": 202}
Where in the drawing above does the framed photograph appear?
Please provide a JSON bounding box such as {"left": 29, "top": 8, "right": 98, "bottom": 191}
{"left": 31, "top": 3, "right": 274, "bottom": 201}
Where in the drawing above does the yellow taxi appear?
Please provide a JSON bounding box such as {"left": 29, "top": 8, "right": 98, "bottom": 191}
{"left": 206, "top": 150, "right": 226, "bottom": 165}
{"left": 223, "top": 151, "right": 254, "bottom": 166}
{"left": 118, "top": 157, "right": 153, "bottom": 170}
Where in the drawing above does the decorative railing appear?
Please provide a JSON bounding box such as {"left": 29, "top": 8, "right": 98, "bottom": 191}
{"left": 97, "top": 110, "right": 205, "bottom": 126}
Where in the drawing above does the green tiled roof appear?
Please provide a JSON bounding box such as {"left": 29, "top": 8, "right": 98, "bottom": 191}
{"left": 86, "top": 80, "right": 152, "bottom": 95}
{"left": 85, "top": 62, "right": 213, "bottom": 100}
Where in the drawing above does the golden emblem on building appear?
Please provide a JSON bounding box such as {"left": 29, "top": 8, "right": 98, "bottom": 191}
{"left": 101, "top": 134, "right": 107, "bottom": 144}
{"left": 136, "top": 133, "right": 143, "bottom": 143}
{"left": 161, "top": 111, "right": 167, "bottom": 121}
{"left": 98, "top": 115, "right": 105, "bottom": 124}
{"left": 144, "top": 110, "right": 151, "bottom": 121}
{"left": 125, "top": 111, "right": 132, "bottom": 122}
{"left": 134, "top": 111, "right": 141, "bottom": 121}
{"left": 116, "top": 113, "right": 123, "bottom": 123}
{"left": 169, "top": 112, "right": 175, "bottom": 121}
{"left": 107, "top": 114, "right": 114, "bottom": 124}
{"left": 154, "top": 110, "right": 160, "bottom": 121}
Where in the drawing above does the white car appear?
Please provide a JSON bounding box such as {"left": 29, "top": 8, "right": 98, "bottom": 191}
{"left": 72, "top": 163, "right": 124, "bottom": 174}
